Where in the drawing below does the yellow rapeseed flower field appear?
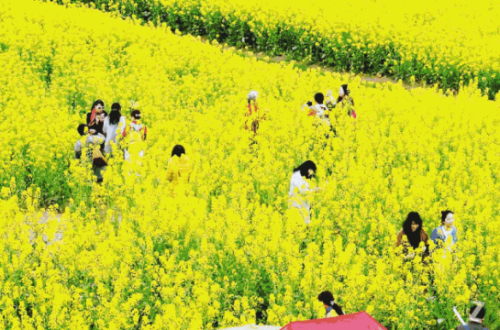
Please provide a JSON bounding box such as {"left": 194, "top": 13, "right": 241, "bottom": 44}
{"left": 0, "top": 0, "right": 500, "bottom": 329}
{"left": 43, "top": 0, "right": 500, "bottom": 98}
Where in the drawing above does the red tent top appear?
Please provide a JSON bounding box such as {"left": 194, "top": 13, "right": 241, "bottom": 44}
{"left": 280, "top": 311, "right": 387, "bottom": 330}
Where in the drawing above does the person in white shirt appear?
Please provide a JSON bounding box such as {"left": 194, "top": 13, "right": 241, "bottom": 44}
{"left": 289, "top": 160, "right": 317, "bottom": 224}
{"left": 302, "top": 93, "right": 330, "bottom": 126}
{"left": 103, "top": 103, "right": 126, "bottom": 155}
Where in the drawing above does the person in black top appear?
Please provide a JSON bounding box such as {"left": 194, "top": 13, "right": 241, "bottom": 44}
{"left": 86, "top": 100, "right": 108, "bottom": 135}
{"left": 318, "top": 291, "right": 345, "bottom": 318}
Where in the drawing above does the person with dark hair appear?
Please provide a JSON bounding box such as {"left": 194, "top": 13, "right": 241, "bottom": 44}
{"left": 456, "top": 304, "right": 488, "bottom": 330}
{"left": 336, "top": 84, "right": 356, "bottom": 118}
{"left": 74, "top": 124, "right": 106, "bottom": 182}
{"left": 74, "top": 124, "right": 88, "bottom": 160}
{"left": 103, "top": 102, "right": 126, "bottom": 155}
{"left": 302, "top": 93, "right": 330, "bottom": 125}
{"left": 396, "top": 212, "right": 430, "bottom": 257}
{"left": 166, "top": 145, "right": 192, "bottom": 196}
{"left": 166, "top": 145, "right": 191, "bottom": 182}
{"left": 171, "top": 145, "right": 185, "bottom": 157}
{"left": 289, "top": 160, "right": 317, "bottom": 224}
{"left": 123, "top": 108, "right": 147, "bottom": 162}
{"left": 431, "top": 210, "right": 458, "bottom": 251}
{"left": 317, "top": 291, "right": 345, "bottom": 318}
{"left": 86, "top": 100, "right": 108, "bottom": 135}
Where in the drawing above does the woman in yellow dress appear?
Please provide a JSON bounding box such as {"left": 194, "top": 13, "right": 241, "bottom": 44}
{"left": 166, "top": 145, "right": 192, "bottom": 196}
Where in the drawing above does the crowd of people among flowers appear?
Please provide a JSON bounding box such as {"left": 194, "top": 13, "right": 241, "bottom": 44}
{"left": 74, "top": 84, "right": 488, "bottom": 330}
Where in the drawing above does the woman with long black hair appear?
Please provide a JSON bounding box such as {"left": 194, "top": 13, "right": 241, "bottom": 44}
{"left": 396, "top": 212, "right": 430, "bottom": 257}
{"left": 336, "top": 84, "right": 356, "bottom": 119}
{"left": 318, "top": 291, "right": 345, "bottom": 318}
{"left": 289, "top": 160, "right": 317, "bottom": 224}
{"left": 103, "top": 103, "right": 126, "bottom": 155}
{"left": 86, "top": 100, "right": 108, "bottom": 135}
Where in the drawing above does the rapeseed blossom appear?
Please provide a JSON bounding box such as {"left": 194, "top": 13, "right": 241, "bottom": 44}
{"left": 44, "top": 0, "right": 500, "bottom": 98}
{"left": 0, "top": 0, "right": 499, "bottom": 329}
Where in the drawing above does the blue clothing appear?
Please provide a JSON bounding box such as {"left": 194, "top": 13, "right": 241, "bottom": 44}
{"left": 431, "top": 226, "right": 458, "bottom": 245}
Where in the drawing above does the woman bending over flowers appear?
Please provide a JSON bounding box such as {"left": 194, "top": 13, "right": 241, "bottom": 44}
{"left": 396, "top": 212, "right": 430, "bottom": 258}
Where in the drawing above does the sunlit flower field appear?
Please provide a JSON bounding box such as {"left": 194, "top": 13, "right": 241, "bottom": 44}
{"left": 43, "top": 0, "right": 500, "bottom": 98}
{"left": 0, "top": 0, "right": 499, "bottom": 329}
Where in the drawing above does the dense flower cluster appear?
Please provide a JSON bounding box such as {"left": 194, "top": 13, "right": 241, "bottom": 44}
{"left": 1, "top": 0, "right": 500, "bottom": 329}
{"left": 42, "top": 0, "right": 500, "bottom": 99}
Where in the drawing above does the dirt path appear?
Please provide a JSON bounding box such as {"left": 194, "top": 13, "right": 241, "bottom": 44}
{"left": 201, "top": 36, "right": 420, "bottom": 90}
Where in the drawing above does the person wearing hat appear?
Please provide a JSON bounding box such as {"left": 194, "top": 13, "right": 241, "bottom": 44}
{"left": 431, "top": 210, "right": 458, "bottom": 251}
{"left": 289, "top": 160, "right": 317, "bottom": 225}
{"left": 456, "top": 304, "right": 488, "bottom": 330}
{"left": 317, "top": 291, "right": 345, "bottom": 318}
{"left": 245, "top": 90, "right": 261, "bottom": 134}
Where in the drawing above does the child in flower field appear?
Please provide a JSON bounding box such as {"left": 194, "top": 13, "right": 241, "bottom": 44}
{"left": 86, "top": 100, "right": 108, "bottom": 135}
{"left": 74, "top": 124, "right": 106, "bottom": 182}
{"left": 245, "top": 90, "right": 260, "bottom": 134}
{"left": 103, "top": 102, "right": 126, "bottom": 155}
{"left": 396, "top": 212, "right": 430, "bottom": 258}
{"left": 318, "top": 291, "right": 345, "bottom": 318}
{"left": 123, "top": 108, "right": 147, "bottom": 162}
{"left": 431, "top": 210, "right": 458, "bottom": 252}
{"left": 289, "top": 160, "right": 317, "bottom": 224}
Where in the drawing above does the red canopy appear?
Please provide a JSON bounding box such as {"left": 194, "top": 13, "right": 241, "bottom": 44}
{"left": 280, "top": 311, "right": 387, "bottom": 330}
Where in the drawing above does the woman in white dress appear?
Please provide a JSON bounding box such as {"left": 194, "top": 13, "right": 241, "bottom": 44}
{"left": 289, "top": 160, "right": 317, "bottom": 224}
{"left": 103, "top": 103, "right": 126, "bottom": 155}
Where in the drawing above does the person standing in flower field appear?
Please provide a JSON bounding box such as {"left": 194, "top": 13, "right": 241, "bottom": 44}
{"left": 326, "top": 84, "right": 357, "bottom": 119}
{"left": 302, "top": 92, "right": 330, "bottom": 124}
{"left": 336, "top": 84, "right": 356, "bottom": 119}
{"left": 456, "top": 304, "right": 488, "bottom": 330}
{"left": 103, "top": 102, "right": 126, "bottom": 156}
{"left": 396, "top": 212, "right": 430, "bottom": 258}
{"left": 318, "top": 291, "right": 345, "bottom": 318}
{"left": 74, "top": 124, "right": 107, "bottom": 183}
{"left": 289, "top": 160, "right": 317, "bottom": 224}
{"left": 431, "top": 210, "right": 458, "bottom": 252}
{"left": 245, "top": 90, "right": 261, "bottom": 134}
{"left": 123, "top": 106, "right": 147, "bottom": 162}
{"left": 86, "top": 100, "right": 108, "bottom": 135}
{"left": 166, "top": 145, "right": 192, "bottom": 196}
